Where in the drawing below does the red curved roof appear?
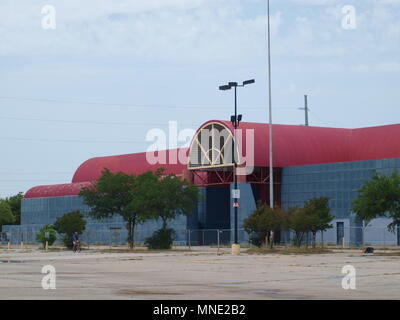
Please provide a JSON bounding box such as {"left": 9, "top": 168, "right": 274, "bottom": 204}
{"left": 72, "top": 149, "right": 188, "bottom": 183}
{"left": 198, "top": 120, "right": 352, "bottom": 167}
{"left": 25, "top": 121, "right": 400, "bottom": 199}
{"left": 350, "top": 124, "right": 400, "bottom": 162}
{"left": 216, "top": 121, "right": 400, "bottom": 166}
{"left": 26, "top": 149, "right": 188, "bottom": 199}
{"left": 25, "top": 182, "right": 92, "bottom": 199}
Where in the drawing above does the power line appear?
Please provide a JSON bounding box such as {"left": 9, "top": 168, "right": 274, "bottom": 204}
{"left": 0, "top": 96, "right": 297, "bottom": 111}
{"left": 0, "top": 115, "right": 199, "bottom": 127}
{"left": 0, "top": 179, "right": 68, "bottom": 182}
{"left": 0, "top": 96, "right": 254, "bottom": 110}
{"left": 0, "top": 112, "right": 297, "bottom": 128}
{"left": 0, "top": 171, "right": 73, "bottom": 175}
{"left": 0, "top": 136, "right": 153, "bottom": 144}
{"left": 308, "top": 109, "right": 352, "bottom": 128}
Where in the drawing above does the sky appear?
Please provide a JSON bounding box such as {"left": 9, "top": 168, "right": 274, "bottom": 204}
{"left": 0, "top": 0, "right": 399, "bottom": 197}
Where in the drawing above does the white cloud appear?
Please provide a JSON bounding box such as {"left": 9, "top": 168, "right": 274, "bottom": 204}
{"left": 353, "top": 62, "right": 400, "bottom": 72}
{"left": 0, "top": 0, "right": 281, "bottom": 65}
{"left": 286, "top": 0, "right": 346, "bottom": 5}
{"left": 0, "top": 0, "right": 398, "bottom": 65}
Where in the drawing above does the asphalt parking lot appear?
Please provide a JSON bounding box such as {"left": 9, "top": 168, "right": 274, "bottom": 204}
{"left": 0, "top": 246, "right": 399, "bottom": 300}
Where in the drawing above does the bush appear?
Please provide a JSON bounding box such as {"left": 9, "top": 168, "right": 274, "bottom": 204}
{"left": 53, "top": 211, "right": 86, "bottom": 249}
{"left": 145, "top": 228, "right": 175, "bottom": 250}
{"left": 249, "top": 233, "right": 265, "bottom": 248}
{"left": 36, "top": 224, "right": 57, "bottom": 248}
{"left": 244, "top": 204, "right": 289, "bottom": 249}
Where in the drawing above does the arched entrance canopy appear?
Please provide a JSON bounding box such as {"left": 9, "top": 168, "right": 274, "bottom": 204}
{"left": 188, "top": 121, "right": 239, "bottom": 170}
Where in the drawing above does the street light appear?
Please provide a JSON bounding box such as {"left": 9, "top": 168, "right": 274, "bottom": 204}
{"left": 219, "top": 79, "right": 255, "bottom": 254}
{"left": 243, "top": 79, "right": 255, "bottom": 86}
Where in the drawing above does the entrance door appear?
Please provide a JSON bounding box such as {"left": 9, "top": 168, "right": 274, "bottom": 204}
{"left": 337, "top": 222, "right": 344, "bottom": 245}
{"left": 204, "top": 186, "right": 230, "bottom": 245}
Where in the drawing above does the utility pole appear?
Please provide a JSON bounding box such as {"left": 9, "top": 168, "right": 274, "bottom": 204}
{"left": 299, "top": 94, "right": 309, "bottom": 126}
{"left": 267, "top": 0, "right": 275, "bottom": 247}
{"left": 304, "top": 95, "right": 309, "bottom": 126}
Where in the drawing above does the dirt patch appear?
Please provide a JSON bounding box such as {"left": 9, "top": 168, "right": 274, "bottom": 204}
{"left": 92, "top": 249, "right": 190, "bottom": 254}
{"left": 116, "top": 289, "right": 182, "bottom": 296}
{"left": 246, "top": 247, "right": 333, "bottom": 255}
{"left": 371, "top": 252, "right": 400, "bottom": 256}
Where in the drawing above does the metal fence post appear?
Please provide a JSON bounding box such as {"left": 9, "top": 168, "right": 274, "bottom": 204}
{"left": 362, "top": 224, "right": 365, "bottom": 247}
{"left": 383, "top": 227, "right": 386, "bottom": 246}
{"left": 321, "top": 231, "right": 324, "bottom": 248}
{"left": 6, "top": 232, "right": 10, "bottom": 247}
{"left": 108, "top": 228, "right": 112, "bottom": 250}
{"left": 217, "top": 230, "right": 220, "bottom": 254}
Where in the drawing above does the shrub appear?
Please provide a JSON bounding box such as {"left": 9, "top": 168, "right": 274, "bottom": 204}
{"left": 249, "top": 233, "right": 265, "bottom": 248}
{"left": 244, "top": 204, "right": 289, "bottom": 249}
{"left": 145, "top": 228, "right": 175, "bottom": 250}
{"left": 36, "top": 224, "right": 57, "bottom": 248}
{"left": 53, "top": 211, "right": 86, "bottom": 249}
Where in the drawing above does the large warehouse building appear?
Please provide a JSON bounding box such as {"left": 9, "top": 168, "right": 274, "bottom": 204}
{"left": 4, "top": 120, "right": 400, "bottom": 246}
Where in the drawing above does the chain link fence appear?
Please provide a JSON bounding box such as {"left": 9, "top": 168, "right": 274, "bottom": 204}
{"left": 2, "top": 225, "right": 399, "bottom": 247}
{"left": 279, "top": 226, "right": 400, "bottom": 247}
{"left": 81, "top": 228, "right": 242, "bottom": 247}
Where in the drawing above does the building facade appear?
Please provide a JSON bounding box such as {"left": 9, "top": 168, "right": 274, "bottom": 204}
{"left": 4, "top": 120, "right": 400, "bottom": 246}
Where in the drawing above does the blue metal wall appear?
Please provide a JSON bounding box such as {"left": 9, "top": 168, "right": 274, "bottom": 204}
{"left": 4, "top": 158, "right": 400, "bottom": 246}
{"left": 3, "top": 195, "right": 187, "bottom": 244}
{"left": 281, "top": 158, "right": 400, "bottom": 246}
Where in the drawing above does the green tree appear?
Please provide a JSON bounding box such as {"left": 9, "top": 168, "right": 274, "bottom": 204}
{"left": 244, "top": 204, "right": 289, "bottom": 249}
{"left": 303, "top": 197, "right": 333, "bottom": 248}
{"left": 352, "top": 171, "right": 400, "bottom": 232}
{"left": 36, "top": 224, "right": 57, "bottom": 249}
{"left": 53, "top": 211, "right": 86, "bottom": 248}
{"left": 0, "top": 200, "right": 15, "bottom": 231}
{"left": 80, "top": 169, "right": 159, "bottom": 249}
{"left": 287, "top": 206, "right": 314, "bottom": 247}
{"left": 144, "top": 172, "right": 199, "bottom": 249}
{"left": 152, "top": 173, "right": 199, "bottom": 229}
{"left": 5, "top": 192, "right": 24, "bottom": 225}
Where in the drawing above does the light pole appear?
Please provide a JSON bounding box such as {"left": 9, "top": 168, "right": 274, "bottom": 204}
{"left": 219, "top": 79, "right": 255, "bottom": 254}
{"left": 267, "top": 0, "right": 275, "bottom": 247}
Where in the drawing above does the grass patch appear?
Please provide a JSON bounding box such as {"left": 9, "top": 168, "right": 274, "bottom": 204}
{"left": 92, "top": 248, "right": 192, "bottom": 254}
{"left": 369, "top": 252, "right": 400, "bottom": 256}
{"left": 246, "top": 246, "right": 333, "bottom": 255}
{"left": 38, "top": 247, "right": 70, "bottom": 252}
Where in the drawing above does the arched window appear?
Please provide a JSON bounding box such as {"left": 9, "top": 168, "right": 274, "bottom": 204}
{"left": 188, "top": 122, "right": 239, "bottom": 170}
